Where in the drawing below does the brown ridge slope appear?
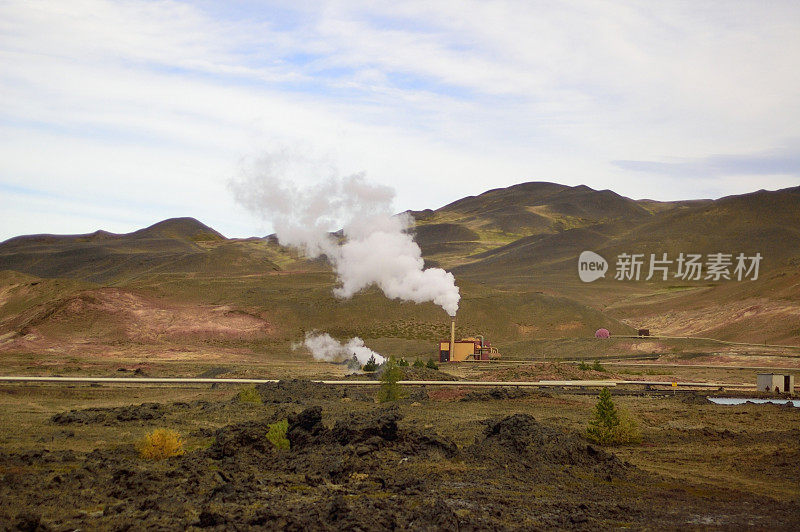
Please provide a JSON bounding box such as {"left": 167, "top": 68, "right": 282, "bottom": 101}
{"left": 420, "top": 181, "right": 651, "bottom": 233}
{"left": 409, "top": 182, "right": 653, "bottom": 267}
{"left": 454, "top": 186, "right": 800, "bottom": 279}
{"left": 0, "top": 218, "right": 295, "bottom": 284}
{"left": 447, "top": 185, "right": 800, "bottom": 345}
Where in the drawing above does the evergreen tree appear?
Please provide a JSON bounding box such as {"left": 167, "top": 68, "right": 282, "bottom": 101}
{"left": 587, "top": 387, "right": 620, "bottom": 444}
{"left": 363, "top": 355, "right": 378, "bottom": 372}
{"left": 378, "top": 356, "right": 405, "bottom": 402}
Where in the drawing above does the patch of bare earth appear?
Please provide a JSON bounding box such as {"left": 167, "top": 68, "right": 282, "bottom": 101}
{"left": 620, "top": 298, "right": 800, "bottom": 345}
{"left": 475, "top": 363, "right": 619, "bottom": 382}
{"left": 2, "top": 287, "right": 273, "bottom": 346}
{"left": 640, "top": 354, "right": 800, "bottom": 369}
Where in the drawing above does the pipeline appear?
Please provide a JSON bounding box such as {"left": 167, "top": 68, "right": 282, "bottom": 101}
{"left": 0, "top": 376, "right": 754, "bottom": 389}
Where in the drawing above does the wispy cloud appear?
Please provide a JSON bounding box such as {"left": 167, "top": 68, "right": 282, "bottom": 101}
{"left": 613, "top": 149, "right": 800, "bottom": 178}
{"left": 1, "top": 0, "right": 799, "bottom": 240}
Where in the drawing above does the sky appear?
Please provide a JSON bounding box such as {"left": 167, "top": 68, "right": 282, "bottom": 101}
{"left": 1, "top": 0, "right": 799, "bottom": 241}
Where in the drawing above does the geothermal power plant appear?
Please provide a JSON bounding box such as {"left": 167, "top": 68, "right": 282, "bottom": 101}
{"left": 437, "top": 319, "right": 501, "bottom": 362}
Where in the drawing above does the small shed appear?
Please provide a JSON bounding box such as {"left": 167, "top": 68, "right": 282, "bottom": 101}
{"left": 637, "top": 328, "right": 650, "bottom": 337}
{"left": 757, "top": 373, "right": 795, "bottom": 394}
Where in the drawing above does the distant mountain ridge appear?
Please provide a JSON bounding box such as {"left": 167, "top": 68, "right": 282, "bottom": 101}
{"left": 2, "top": 184, "right": 799, "bottom": 284}
{"left": 0, "top": 217, "right": 286, "bottom": 283}
{"left": 0, "top": 181, "right": 798, "bottom": 347}
{"left": 1, "top": 217, "right": 225, "bottom": 247}
{"left": 407, "top": 182, "right": 800, "bottom": 275}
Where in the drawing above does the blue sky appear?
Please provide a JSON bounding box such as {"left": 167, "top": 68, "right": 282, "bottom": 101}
{"left": 1, "top": 0, "right": 799, "bottom": 241}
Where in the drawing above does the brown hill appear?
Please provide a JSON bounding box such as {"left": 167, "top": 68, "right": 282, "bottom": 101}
{"left": 425, "top": 182, "right": 650, "bottom": 232}
{"left": 0, "top": 218, "right": 295, "bottom": 283}
{"left": 453, "top": 185, "right": 800, "bottom": 279}
{"left": 128, "top": 217, "right": 226, "bottom": 242}
{"left": 0, "top": 217, "right": 224, "bottom": 248}
{"left": 444, "top": 185, "right": 800, "bottom": 344}
{"left": 408, "top": 182, "right": 653, "bottom": 267}
{"left": 411, "top": 182, "right": 648, "bottom": 244}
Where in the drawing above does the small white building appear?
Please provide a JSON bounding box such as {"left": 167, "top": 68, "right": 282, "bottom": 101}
{"left": 757, "top": 373, "right": 795, "bottom": 394}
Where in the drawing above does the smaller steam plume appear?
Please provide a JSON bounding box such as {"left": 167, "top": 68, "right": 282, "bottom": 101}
{"left": 230, "top": 149, "right": 460, "bottom": 316}
{"left": 303, "top": 332, "right": 385, "bottom": 366}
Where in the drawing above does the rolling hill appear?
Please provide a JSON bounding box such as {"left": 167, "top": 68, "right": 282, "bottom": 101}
{"left": 0, "top": 183, "right": 798, "bottom": 362}
{"left": 0, "top": 217, "right": 303, "bottom": 284}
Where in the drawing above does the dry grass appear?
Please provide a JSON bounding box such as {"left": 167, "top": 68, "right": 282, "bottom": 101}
{"left": 136, "top": 428, "right": 184, "bottom": 460}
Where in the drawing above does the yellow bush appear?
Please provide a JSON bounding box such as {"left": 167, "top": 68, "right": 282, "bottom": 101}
{"left": 136, "top": 428, "right": 185, "bottom": 460}
{"left": 613, "top": 407, "right": 642, "bottom": 445}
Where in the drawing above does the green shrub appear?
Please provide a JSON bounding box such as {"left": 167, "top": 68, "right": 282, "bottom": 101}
{"left": 363, "top": 355, "right": 379, "bottom": 372}
{"left": 426, "top": 358, "right": 439, "bottom": 370}
{"left": 237, "top": 386, "right": 262, "bottom": 404}
{"left": 578, "top": 361, "right": 590, "bottom": 371}
{"left": 615, "top": 407, "right": 642, "bottom": 444}
{"left": 587, "top": 388, "right": 641, "bottom": 445}
{"left": 591, "top": 360, "right": 606, "bottom": 372}
{"left": 137, "top": 429, "right": 184, "bottom": 460}
{"left": 412, "top": 358, "right": 425, "bottom": 368}
{"left": 397, "top": 357, "right": 409, "bottom": 367}
{"left": 378, "top": 357, "right": 406, "bottom": 403}
{"left": 267, "top": 419, "right": 290, "bottom": 450}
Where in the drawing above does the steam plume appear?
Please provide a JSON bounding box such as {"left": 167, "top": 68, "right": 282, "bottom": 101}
{"left": 303, "top": 332, "right": 384, "bottom": 365}
{"left": 230, "top": 150, "right": 460, "bottom": 316}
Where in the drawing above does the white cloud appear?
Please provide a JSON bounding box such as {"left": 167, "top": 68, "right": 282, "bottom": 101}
{"left": 0, "top": 0, "right": 798, "bottom": 241}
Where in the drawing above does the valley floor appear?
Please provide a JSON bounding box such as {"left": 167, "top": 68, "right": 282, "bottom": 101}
{"left": 0, "top": 371, "right": 797, "bottom": 530}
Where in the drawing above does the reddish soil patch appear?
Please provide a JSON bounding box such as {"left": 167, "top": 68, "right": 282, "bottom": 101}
{"left": 2, "top": 288, "right": 274, "bottom": 353}
{"left": 476, "top": 363, "right": 619, "bottom": 382}
{"left": 427, "top": 387, "right": 472, "bottom": 401}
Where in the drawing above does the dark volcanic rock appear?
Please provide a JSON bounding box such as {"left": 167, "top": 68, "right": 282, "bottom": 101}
{"left": 287, "top": 406, "right": 326, "bottom": 448}
{"left": 681, "top": 393, "right": 711, "bottom": 405}
{"left": 469, "top": 413, "right": 626, "bottom": 475}
{"left": 198, "top": 510, "right": 226, "bottom": 528}
{"left": 329, "top": 405, "right": 401, "bottom": 445}
{"left": 13, "top": 512, "right": 46, "bottom": 532}
{"left": 50, "top": 403, "right": 166, "bottom": 425}
{"left": 206, "top": 420, "right": 271, "bottom": 459}
{"left": 255, "top": 379, "right": 373, "bottom": 404}
{"left": 284, "top": 405, "right": 458, "bottom": 459}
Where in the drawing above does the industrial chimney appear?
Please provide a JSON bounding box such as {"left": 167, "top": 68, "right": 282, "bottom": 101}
{"left": 450, "top": 319, "right": 455, "bottom": 358}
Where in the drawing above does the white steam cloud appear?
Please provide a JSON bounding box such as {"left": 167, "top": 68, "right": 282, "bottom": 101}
{"left": 230, "top": 149, "right": 460, "bottom": 316}
{"left": 303, "top": 332, "right": 385, "bottom": 365}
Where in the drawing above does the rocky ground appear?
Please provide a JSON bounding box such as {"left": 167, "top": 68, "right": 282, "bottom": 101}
{"left": 0, "top": 381, "right": 798, "bottom": 530}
